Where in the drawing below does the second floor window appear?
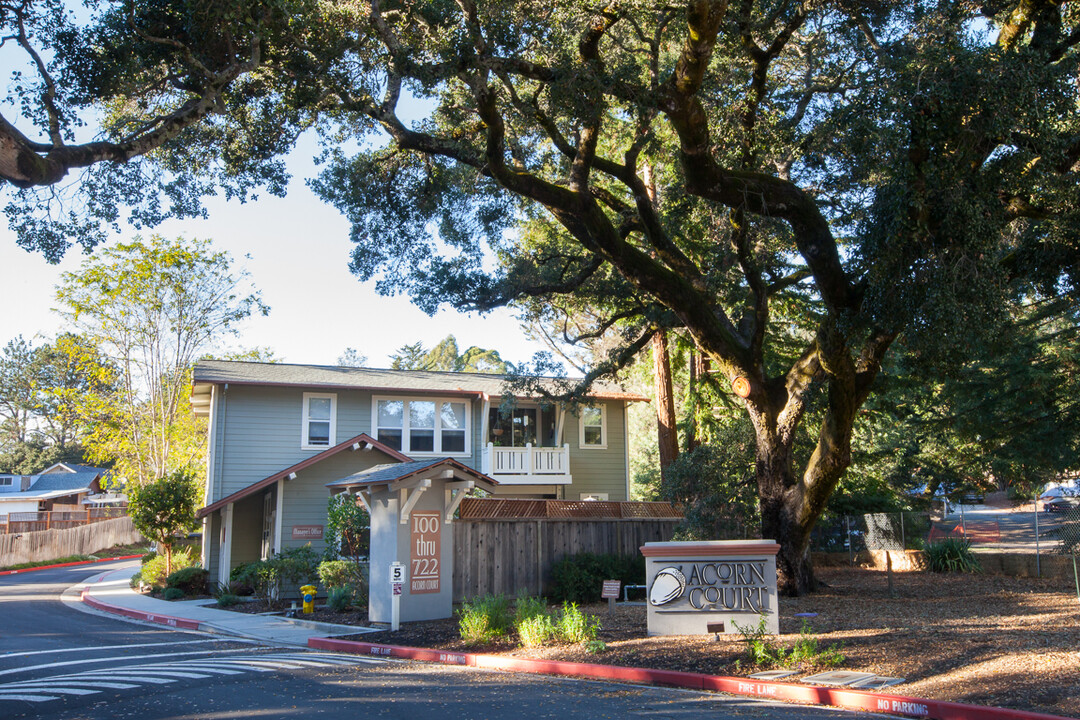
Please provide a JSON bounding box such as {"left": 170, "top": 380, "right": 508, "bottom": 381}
{"left": 375, "top": 397, "right": 469, "bottom": 455}
{"left": 303, "top": 393, "right": 336, "bottom": 448}
{"left": 579, "top": 405, "right": 607, "bottom": 449}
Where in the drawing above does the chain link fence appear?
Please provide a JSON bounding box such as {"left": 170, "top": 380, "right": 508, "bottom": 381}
{"left": 811, "top": 503, "right": 1080, "bottom": 562}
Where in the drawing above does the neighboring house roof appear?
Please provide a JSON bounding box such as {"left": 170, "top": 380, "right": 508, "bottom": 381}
{"left": 42, "top": 462, "right": 108, "bottom": 475}
{"left": 190, "top": 360, "right": 648, "bottom": 416}
{"left": 27, "top": 472, "right": 101, "bottom": 494}
{"left": 0, "top": 469, "right": 103, "bottom": 503}
{"left": 327, "top": 457, "right": 499, "bottom": 492}
{"left": 196, "top": 432, "right": 411, "bottom": 519}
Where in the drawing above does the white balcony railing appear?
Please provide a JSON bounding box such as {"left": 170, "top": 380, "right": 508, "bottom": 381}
{"left": 481, "top": 443, "right": 572, "bottom": 484}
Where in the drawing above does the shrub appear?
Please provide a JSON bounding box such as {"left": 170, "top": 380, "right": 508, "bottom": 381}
{"left": 141, "top": 551, "right": 157, "bottom": 565}
{"left": 733, "top": 616, "right": 844, "bottom": 670}
{"left": 270, "top": 544, "right": 321, "bottom": 590}
{"left": 787, "top": 621, "right": 845, "bottom": 669}
{"left": 555, "top": 602, "right": 600, "bottom": 644}
{"left": 458, "top": 594, "right": 512, "bottom": 643}
{"left": 229, "top": 562, "right": 260, "bottom": 596}
{"left": 925, "top": 538, "right": 981, "bottom": 573}
{"left": 231, "top": 546, "right": 322, "bottom": 608}
{"left": 166, "top": 566, "right": 209, "bottom": 596}
{"left": 318, "top": 559, "right": 368, "bottom": 604}
{"left": 517, "top": 613, "right": 556, "bottom": 647}
{"left": 327, "top": 586, "right": 353, "bottom": 612}
{"left": 162, "top": 587, "right": 185, "bottom": 601}
{"left": 549, "top": 553, "right": 645, "bottom": 603}
{"left": 138, "top": 547, "right": 198, "bottom": 589}
{"left": 513, "top": 595, "right": 548, "bottom": 625}
{"left": 215, "top": 593, "right": 242, "bottom": 608}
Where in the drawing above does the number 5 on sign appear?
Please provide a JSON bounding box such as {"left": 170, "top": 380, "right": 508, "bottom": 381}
{"left": 390, "top": 562, "right": 405, "bottom": 584}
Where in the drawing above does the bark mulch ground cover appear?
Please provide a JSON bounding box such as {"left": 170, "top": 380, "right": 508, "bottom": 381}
{"left": 226, "top": 567, "right": 1080, "bottom": 717}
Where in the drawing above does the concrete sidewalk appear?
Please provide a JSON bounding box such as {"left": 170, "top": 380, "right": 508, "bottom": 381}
{"left": 70, "top": 561, "right": 378, "bottom": 647}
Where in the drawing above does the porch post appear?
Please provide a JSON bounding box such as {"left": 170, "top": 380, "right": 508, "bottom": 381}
{"left": 274, "top": 478, "right": 285, "bottom": 556}
{"left": 218, "top": 503, "right": 234, "bottom": 587}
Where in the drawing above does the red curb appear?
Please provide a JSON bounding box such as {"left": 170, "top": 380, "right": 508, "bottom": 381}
{"left": 80, "top": 589, "right": 203, "bottom": 631}
{"left": 308, "top": 638, "right": 1074, "bottom": 720}
{"left": 0, "top": 554, "right": 143, "bottom": 576}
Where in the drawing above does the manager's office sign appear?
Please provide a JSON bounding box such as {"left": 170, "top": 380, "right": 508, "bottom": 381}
{"left": 641, "top": 540, "right": 780, "bottom": 636}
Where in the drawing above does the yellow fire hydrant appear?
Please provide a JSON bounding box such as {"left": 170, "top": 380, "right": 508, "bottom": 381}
{"left": 300, "top": 584, "right": 317, "bottom": 614}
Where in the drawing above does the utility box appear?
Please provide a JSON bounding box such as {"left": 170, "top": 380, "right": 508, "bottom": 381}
{"left": 327, "top": 458, "right": 498, "bottom": 624}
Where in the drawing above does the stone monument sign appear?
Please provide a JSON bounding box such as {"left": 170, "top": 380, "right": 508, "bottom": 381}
{"left": 641, "top": 540, "right": 780, "bottom": 636}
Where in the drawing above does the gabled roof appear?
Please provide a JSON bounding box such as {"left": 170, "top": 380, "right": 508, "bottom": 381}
{"left": 29, "top": 472, "right": 102, "bottom": 494}
{"left": 0, "top": 470, "right": 102, "bottom": 501}
{"left": 327, "top": 457, "right": 499, "bottom": 492}
{"left": 196, "top": 433, "right": 410, "bottom": 519}
{"left": 190, "top": 360, "right": 648, "bottom": 416}
{"left": 42, "top": 462, "right": 108, "bottom": 475}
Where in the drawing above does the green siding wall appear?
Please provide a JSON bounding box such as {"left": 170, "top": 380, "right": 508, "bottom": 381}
{"left": 205, "top": 385, "right": 631, "bottom": 507}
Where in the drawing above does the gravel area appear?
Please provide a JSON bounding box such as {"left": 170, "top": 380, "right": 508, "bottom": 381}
{"left": 229, "top": 567, "right": 1080, "bottom": 717}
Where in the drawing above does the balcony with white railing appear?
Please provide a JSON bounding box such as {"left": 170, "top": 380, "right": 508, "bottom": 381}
{"left": 481, "top": 443, "right": 573, "bottom": 485}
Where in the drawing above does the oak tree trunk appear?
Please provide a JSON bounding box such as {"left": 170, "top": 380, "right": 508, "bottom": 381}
{"left": 653, "top": 330, "right": 679, "bottom": 485}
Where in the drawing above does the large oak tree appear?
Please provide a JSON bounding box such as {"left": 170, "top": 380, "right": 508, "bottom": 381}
{"left": 5, "top": 1, "right": 1080, "bottom": 593}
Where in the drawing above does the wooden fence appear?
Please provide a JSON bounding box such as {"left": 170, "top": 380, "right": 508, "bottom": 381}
{"left": 0, "top": 507, "right": 127, "bottom": 534}
{"left": 0, "top": 516, "right": 144, "bottom": 567}
{"left": 451, "top": 500, "right": 682, "bottom": 601}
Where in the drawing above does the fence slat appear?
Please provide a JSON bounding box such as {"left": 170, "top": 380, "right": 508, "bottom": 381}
{"left": 452, "top": 517, "right": 681, "bottom": 602}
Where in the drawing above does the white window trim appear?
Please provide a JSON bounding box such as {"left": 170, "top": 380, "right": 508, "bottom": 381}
{"left": 372, "top": 396, "right": 472, "bottom": 457}
{"left": 578, "top": 404, "right": 608, "bottom": 450}
{"left": 302, "top": 392, "right": 337, "bottom": 450}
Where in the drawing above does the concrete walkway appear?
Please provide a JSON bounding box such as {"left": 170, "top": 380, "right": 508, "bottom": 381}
{"left": 69, "top": 561, "right": 378, "bottom": 647}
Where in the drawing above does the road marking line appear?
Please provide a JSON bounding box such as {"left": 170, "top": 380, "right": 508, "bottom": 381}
{"left": 0, "top": 694, "right": 58, "bottom": 702}
{"left": 150, "top": 665, "right": 246, "bottom": 675}
{"left": 0, "top": 648, "right": 254, "bottom": 677}
{"left": 0, "top": 638, "right": 240, "bottom": 660}
{"left": 65, "top": 674, "right": 176, "bottom": 684}
{"left": 0, "top": 681, "right": 138, "bottom": 690}
{"left": 0, "top": 687, "right": 99, "bottom": 696}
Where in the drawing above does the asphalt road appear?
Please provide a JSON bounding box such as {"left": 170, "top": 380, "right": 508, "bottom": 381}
{"left": 1, "top": 561, "right": 877, "bottom": 720}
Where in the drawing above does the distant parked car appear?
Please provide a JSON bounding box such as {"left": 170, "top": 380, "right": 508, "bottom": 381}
{"left": 1044, "top": 497, "right": 1079, "bottom": 513}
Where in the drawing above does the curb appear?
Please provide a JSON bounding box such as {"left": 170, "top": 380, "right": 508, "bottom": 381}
{"left": 0, "top": 554, "right": 143, "bottom": 576}
{"left": 308, "top": 637, "right": 1074, "bottom": 720}
{"left": 78, "top": 589, "right": 370, "bottom": 640}
{"left": 80, "top": 589, "right": 203, "bottom": 631}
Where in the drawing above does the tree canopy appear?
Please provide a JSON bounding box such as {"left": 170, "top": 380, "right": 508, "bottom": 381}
{"left": 390, "top": 335, "right": 516, "bottom": 373}
{"left": 127, "top": 466, "right": 200, "bottom": 575}
{"left": 6, "top": 0, "right": 1080, "bottom": 593}
{"left": 54, "top": 234, "right": 267, "bottom": 483}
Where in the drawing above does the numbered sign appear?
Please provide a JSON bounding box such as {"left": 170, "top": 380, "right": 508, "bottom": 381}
{"left": 389, "top": 561, "right": 406, "bottom": 585}
{"left": 410, "top": 511, "right": 441, "bottom": 594}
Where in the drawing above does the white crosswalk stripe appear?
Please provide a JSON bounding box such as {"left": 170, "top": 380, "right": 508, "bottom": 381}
{"left": 0, "top": 651, "right": 375, "bottom": 705}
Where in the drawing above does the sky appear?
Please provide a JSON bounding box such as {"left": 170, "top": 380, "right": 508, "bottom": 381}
{"left": 0, "top": 143, "right": 551, "bottom": 370}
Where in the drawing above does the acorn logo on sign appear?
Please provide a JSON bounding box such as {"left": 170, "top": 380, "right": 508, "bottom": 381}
{"left": 649, "top": 567, "right": 686, "bottom": 606}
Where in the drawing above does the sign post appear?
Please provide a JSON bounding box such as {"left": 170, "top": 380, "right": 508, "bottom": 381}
{"left": 601, "top": 579, "right": 621, "bottom": 615}
{"left": 389, "top": 561, "right": 405, "bottom": 631}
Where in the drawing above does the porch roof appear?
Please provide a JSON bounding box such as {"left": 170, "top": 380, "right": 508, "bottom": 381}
{"left": 327, "top": 457, "right": 499, "bottom": 493}
{"left": 196, "top": 432, "right": 411, "bottom": 519}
